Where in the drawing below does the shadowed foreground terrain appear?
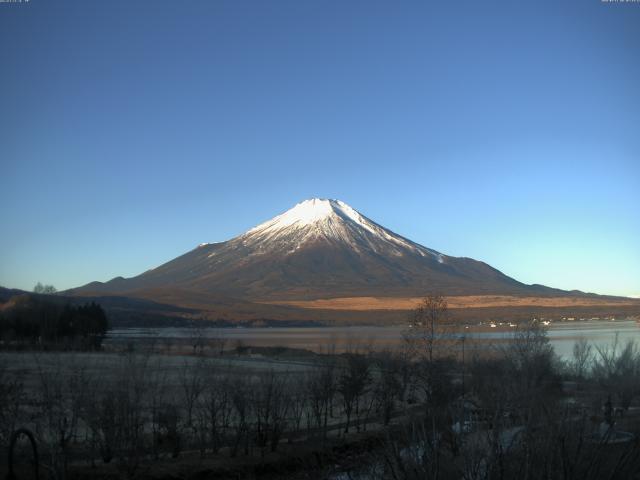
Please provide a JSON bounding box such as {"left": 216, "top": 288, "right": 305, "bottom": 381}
{"left": 4, "top": 323, "right": 640, "bottom": 479}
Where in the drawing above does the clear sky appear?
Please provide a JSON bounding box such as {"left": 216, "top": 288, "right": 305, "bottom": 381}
{"left": 1, "top": 0, "right": 638, "bottom": 297}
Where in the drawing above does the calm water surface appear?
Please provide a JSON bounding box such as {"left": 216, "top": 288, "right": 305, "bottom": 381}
{"left": 107, "top": 319, "right": 640, "bottom": 359}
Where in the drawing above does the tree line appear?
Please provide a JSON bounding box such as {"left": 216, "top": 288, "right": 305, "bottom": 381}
{"left": 0, "top": 295, "right": 109, "bottom": 349}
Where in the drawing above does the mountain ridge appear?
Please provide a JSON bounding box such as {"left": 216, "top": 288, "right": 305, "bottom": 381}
{"left": 69, "top": 198, "right": 582, "bottom": 301}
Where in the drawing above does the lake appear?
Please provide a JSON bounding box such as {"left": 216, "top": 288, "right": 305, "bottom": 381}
{"left": 106, "top": 319, "right": 640, "bottom": 359}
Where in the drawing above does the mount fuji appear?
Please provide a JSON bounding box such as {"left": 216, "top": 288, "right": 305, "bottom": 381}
{"left": 72, "top": 198, "right": 561, "bottom": 301}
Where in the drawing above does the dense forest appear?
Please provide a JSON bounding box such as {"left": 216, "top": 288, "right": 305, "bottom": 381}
{"left": 0, "top": 295, "right": 109, "bottom": 349}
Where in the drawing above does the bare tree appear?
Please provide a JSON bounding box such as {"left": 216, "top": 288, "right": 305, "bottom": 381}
{"left": 34, "top": 354, "right": 88, "bottom": 480}
{"left": 375, "top": 420, "right": 451, "bottom": 480}
{"left": 307, "top": 362, "right": 336, "bottom": 441}
{"left": 146, "top": 364, "right": 169, "bottom": 459}
{"left": 189, "top": 321, "right": 207, "bottom": 356}
{"left": 198, "top": 369, "right": 232, "bottom": 454}
{"left": 0, "top": 360, "right": 24, "bottom": 450}
{"left": 253, "top": 370, "right": 290, "bottom": 455}
{"left": 229, "top": 376, "right": 251, "bottom": 457}
{"left": 504, "top": 321, "right": 558, "bottom": 394}
{"left": 592, "top": 336, "right": 640, "bottom": 413}
{"left": 571, "top": 337, "right": 593, "bottom": 380}
{"left": 373, "top": 351, "right": 406, "bottom": 426}
{"left": 111, "top": 352, "right": 151, "bottom": 478}
{"left": 179, "top": 358, "right": 206, "bottom": 438}
{"left": 155, "top": 403, "right": 181, "bottom": 458}
{"left": 286, "top": 375, "right": 308, "bottom": 443}
{"left": 81, "top": 384, "right": 118, "bottom": 464}
{"left": 405, "top": 294, "right": 449, "bottom": 362}
{"left": 34, "top": 282, "right": 57, "bottom": 294}
{"left": 209, "top": 333, "right": 227, "bottom": 357}
{"left": 338, "top": 353, "right": 371, "bottom": 433}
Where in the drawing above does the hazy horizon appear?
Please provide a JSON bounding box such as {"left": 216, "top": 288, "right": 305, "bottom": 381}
{"left": 1, "top": 1, "right": 639, "bottom": 297}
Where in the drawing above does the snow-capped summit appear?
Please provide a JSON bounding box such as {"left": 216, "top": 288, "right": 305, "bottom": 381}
{"left": 250, "top": 198, "right": 378, "bottom": 230}
{"left": 73, "top": 198, "right": 531, "bottom": 300}
{"left": 242, "top": 198, "right": 440, "bottom": 258}
{"left": 249, "top": 198, "right": 345, "bottom": 229}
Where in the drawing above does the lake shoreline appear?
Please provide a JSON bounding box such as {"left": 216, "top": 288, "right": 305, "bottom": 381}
{"left": 105, "top": 319, "right": 640, "bottom": 360}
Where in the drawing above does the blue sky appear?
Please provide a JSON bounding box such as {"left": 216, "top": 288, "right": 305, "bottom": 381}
{"left": 1, "top": 0, "right": 638, "bottom": 297}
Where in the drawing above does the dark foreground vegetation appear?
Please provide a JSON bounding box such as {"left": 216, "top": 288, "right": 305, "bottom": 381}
{"left": 0, "top": 294, "right": 109, "bottom": 349}
{"left": 2, "top": 296, "right": 640, "bottom": 479}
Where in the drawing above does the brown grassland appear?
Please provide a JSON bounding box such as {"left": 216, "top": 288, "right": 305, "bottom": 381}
{"left": 262, "top": 294, "right": 640, "bottom": 311}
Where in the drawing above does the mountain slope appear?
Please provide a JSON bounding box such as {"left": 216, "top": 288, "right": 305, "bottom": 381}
{"left": 70, "top": 198, "right": 565, "bottom": 300}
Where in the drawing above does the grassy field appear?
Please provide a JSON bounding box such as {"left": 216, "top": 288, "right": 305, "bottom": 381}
{"left": 262, "top": 294, "right": 640, "bottom": 311}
